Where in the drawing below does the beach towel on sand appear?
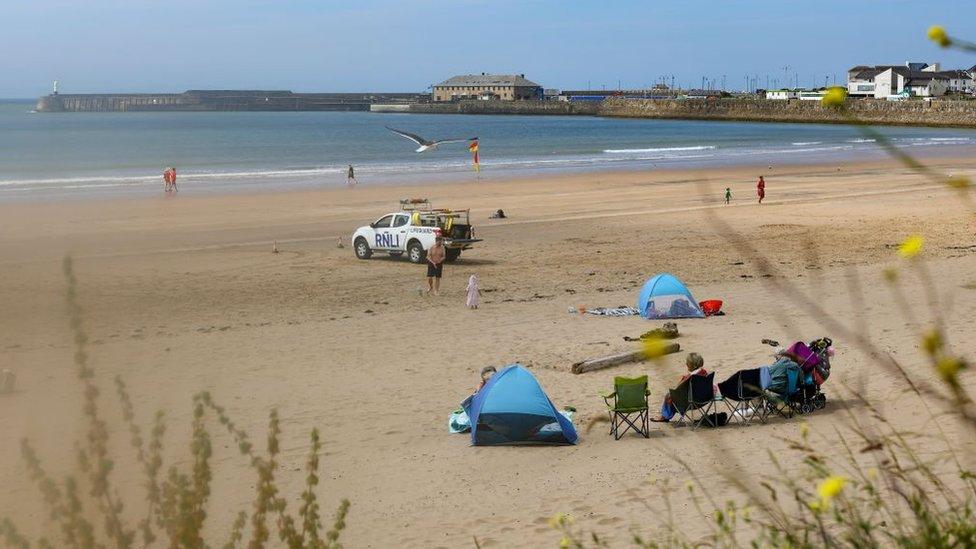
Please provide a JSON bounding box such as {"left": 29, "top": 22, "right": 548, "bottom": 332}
{"left": 585, "top": 307, "right": 640, "bottom": 317}
{"left": 449, "top": 408, "right": 575, "bottom": 434}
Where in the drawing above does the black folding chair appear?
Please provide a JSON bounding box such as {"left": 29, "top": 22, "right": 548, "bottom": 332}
{"left": 717, "top": 368, "right": 767, "bottom": 425}
{"left": 669, "top": 373, "right": 719, "bottom": 430}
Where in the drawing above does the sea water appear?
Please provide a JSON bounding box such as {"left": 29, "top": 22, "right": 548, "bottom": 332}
{"left": 2, "top": 99, "right": 975, "bottom": 201}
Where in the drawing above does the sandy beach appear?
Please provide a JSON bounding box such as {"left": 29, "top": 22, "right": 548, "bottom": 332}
{"left": 1, "top": 158, "right": 975, "bottom": 547}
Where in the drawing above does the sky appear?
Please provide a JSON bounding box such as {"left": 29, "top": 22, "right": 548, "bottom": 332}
{"left": 2, "top": 0, "right": 976, "bottom": 97}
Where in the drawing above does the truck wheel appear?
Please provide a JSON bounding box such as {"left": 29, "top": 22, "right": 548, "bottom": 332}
{"left": 407, "top": 241, "right": 426, "bottom": 264}
{"left": 445, "top": 249, "right": 461, "bottom": 262}
{"left": 354, "top": 237, "right": 372, "bottom": 260}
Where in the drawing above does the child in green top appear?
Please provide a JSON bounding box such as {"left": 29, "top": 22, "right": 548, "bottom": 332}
{"left": 725, "top": 187, "right": 732, "bottom": 204}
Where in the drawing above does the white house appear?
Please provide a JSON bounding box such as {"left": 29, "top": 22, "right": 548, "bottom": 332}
{"left": 938, "top": 69, "right": 974, "bottom": 94}
{"left": 874, "top": 68, "right": 948, "bottom": 98}
{"left": 765, "top": 89, "right": 798, "bottom": 100}
{"left": 797, "top": 90, "right": 827, "bottom": 101}
{"left": 848, "top": 62, "right": 959, "bottom": 98}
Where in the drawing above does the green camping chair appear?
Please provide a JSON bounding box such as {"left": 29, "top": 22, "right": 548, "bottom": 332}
{"left": 601, "top": 375, "right": 650, "bottom": 439}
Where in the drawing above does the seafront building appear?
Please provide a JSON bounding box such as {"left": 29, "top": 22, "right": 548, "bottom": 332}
{"left": 432, "top": 74, "right": 542, "bottom": 102}
{"left": 846, "top": 62, "right": 975, "bottom": 99}
{"left": 765, "top": 89, "right": 827, "bottom": 101}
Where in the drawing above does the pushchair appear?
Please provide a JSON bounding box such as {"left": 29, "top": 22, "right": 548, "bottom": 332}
{"left": 783, "top": 337, "right": 832, "bottom": 415}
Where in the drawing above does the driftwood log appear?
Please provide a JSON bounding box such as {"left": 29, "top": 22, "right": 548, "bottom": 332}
{"left": 571, "top": 343, "right": 681, "bottom": 374}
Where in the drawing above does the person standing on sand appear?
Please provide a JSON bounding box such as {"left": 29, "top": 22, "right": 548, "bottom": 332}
{"left": 347, "top": 164, "right": 357, "bottom": 187}
{"left": 465, "top": 274, "right": 480, "bottom": 309}
{"left": 757, "top": 176, "right": 765, "bottom": 204}
{"left": 426, "top": 235, "right": 447, "bottom": 295}
{"left": 725, "top": 187, "right": 732, "bottom": 205}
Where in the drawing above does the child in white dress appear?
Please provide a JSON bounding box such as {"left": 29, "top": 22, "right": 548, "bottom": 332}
{"left": 465, "top": 274, "right": 480, "bottom": 309}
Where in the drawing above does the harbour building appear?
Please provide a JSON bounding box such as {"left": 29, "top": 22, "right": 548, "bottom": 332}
{"left": 432, "top": 74, "right": 542, "bottom": 102}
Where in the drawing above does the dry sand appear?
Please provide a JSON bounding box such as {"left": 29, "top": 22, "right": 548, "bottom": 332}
{"left": 1, "top": 159, "right": 975, "bottom": 547}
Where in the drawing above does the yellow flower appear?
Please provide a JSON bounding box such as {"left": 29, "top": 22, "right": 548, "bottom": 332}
{"left": 817, "top": 476, "right": 847, "bottom": 507}
{"left": 808, "top": 500, "right": 823, "bottom": 513}
{"left": 821, "top": 87, "right": 847, "bottom": 107}
{"left": 559, "top": 536, "right": 571, "bottom": 549}
{"left": 922, "top": 329, "right": 943, "bottom": 356}
{"left": 898, "top": 235, "right": 924, "bottom": 259}
{"left": 928, "top": 25, "right": 951, "bottom": 47}
{"left": 936, "top": 356, "right": 965, "bottom": 383}
{"left": 549, "top": 513, "right": 570, "bottom": 528}
{"left": 685, "top": 480, "right": 695, "bottom": 492}
{"left": 641, "top": 336, "right": 668, "bottom": 359}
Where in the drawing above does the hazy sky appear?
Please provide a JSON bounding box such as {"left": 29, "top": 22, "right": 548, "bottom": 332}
{"left": 3, "top": 0, "right": 975, "bottom": 97}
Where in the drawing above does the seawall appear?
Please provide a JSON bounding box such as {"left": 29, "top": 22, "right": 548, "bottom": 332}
{"left": 602, "top": 97, "right": 976, "bottom": 128}
{"left": 407, "top": 98, "right": 976, "bottom": 128}
{"left": 36, "top": 90, "right": 423, "bottom": 112}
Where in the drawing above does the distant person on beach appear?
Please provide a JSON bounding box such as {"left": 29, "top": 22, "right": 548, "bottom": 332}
{"left": 465, "top": 274, "right": 480, "bottom": 309}
{"left": 757, "top": 176, "right": 765, "bottom": 204}
{"left": 426, "top": 236, "right": 446, "bottom": 295}
{"left": 725, "top": 187, "right": 732, "bottom": 204}
{"left": 163, "top": 167, "right": 177, "bottom": 193}
{"left": 347, "top": 164, "right": 357, "bottom": 187}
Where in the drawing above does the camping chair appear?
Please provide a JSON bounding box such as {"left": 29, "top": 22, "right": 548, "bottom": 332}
{"left": 668, "top": 373, "right": 720, "bottom": 429}
{"left": 601, "top": 375, "right": 650, "bottom": 439}
{"left": 717, "top": 369, "right": 767, "bottom": 425}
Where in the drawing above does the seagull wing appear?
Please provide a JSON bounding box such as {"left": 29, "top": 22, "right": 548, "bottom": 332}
{"left": 430, "top": 137, "right": 479, "bottom": 146}
{"left": 385, "top": 126, "right": 429, "bottom": 146}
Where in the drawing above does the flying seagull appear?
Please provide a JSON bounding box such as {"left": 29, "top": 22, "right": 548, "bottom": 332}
{"left": 385, "top": 126, "right": 476, "bottom": 153}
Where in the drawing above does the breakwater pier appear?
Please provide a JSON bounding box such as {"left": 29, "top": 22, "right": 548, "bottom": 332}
{"left": 36, "top": 90, "right": 424, "bottom": 112}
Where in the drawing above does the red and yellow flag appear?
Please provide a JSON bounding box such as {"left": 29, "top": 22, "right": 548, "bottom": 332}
{"left": 468, "top": 140, "right": 480, "bottom": 173}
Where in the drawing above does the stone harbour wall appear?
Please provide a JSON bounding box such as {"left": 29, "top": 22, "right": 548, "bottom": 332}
{"left": 408, "top": 98, "right": 976, "bottom": 127}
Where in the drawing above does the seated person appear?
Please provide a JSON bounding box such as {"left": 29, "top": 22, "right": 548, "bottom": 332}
{"left": 652, "top": 352, "right": 715, "bottom": 422}
{"left": 476, "top": 366, "right": 496, "bottom": 392}
{"left": 460, "top": 366, "right": 498, "bottom": 416}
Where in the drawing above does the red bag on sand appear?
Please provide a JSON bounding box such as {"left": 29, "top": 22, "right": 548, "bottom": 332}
{"left": 699, "top": 300, "right": 723, "bottom": 316}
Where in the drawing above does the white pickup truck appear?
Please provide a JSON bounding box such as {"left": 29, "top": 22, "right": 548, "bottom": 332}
{"left": 352, "top": 200, "right": 482, "bottom": 263}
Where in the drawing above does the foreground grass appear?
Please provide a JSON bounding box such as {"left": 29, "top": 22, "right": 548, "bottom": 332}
{"left": 0, "top": 257, "right": 349, "bottom": 549}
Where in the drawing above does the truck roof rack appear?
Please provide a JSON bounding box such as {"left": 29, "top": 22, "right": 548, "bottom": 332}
{"left": 399, "top": 198, "right": 431, "bottom": 211}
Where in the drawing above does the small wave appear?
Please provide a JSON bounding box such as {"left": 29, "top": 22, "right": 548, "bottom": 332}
{"left": 791, "top": 141, "right": 822, "bottom": 146}
{"left": 603, "top": 145, "right": 715, "bottom": 154}
{"left": 847, "top": 138, "right": 876, "bottom": 143}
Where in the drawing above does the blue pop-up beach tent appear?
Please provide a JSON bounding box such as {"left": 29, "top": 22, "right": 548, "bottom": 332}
{"left": 636, "top": 273, "right": 704, "bottom": 319}
{"left": 464, "top": 365, "right": 578, "bottom": 446}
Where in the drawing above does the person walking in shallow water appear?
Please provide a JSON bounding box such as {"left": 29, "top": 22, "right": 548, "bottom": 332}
{"left": 725, "top": 187, "right": 732, "bottom": 205}
{"left": 757, "top": 176, "right": 766, "bottom": 204}
{"left": 346, "top": 164, "right": 357, "bottom": 187}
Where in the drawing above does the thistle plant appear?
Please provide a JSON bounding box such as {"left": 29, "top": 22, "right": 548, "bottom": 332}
{"left": 0, "top": 258, "right": 350, "bottom": 547}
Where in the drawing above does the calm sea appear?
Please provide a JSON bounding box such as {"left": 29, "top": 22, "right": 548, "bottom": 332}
{"left": 2, "top": 99, "right": 975, "bottom": 200}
